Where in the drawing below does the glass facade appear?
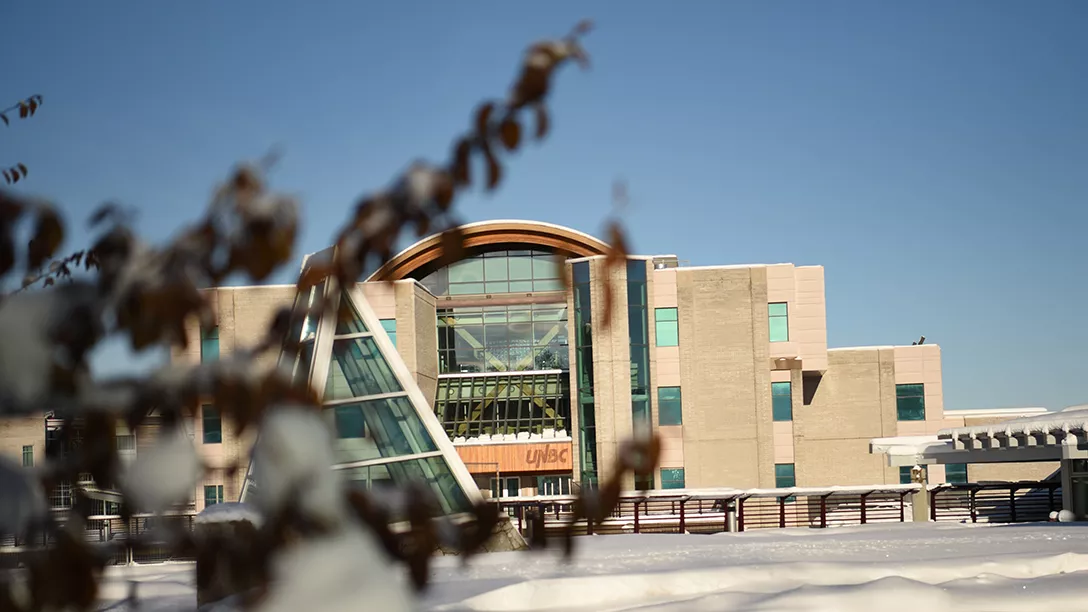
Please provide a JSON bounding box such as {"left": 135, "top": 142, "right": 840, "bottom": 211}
{"left": 658, "top": 386, "right": 682, "bottom": 425}
{"left": 573, "top": 261, "right": 598, "bottom": 487}
{"left": 436, "top": 303, "right": 569, "bottom": 373}
{"left": 768, "top": 303, "right": 789, "bottom": 342}
{"left": 204, "top": 484, "right": 224, "bottom": 506}
{"left": 772, "top": 382, "right": 792, "bottom": 422}
{"left": 661, "top": 468, "right": 685, "bottom": 489}
{"left": 202, "top": 405, "right": 222, "bottom": 444}
{"left": 896, "top": 384, "right": 926, "bottom": 421}
{"left": 627, "top": 261, "right": 652, "bottom": 433}
{"left": 434, "top": 372, "right": 569, "bottom": 438}
{"left": 419, "top": 249, "right": 566, "bottom": 296}
{"left": 654, "top": 308, "right": 679, "bottom": 347}
{"left": 243, "top": 284, "right": 478, "bottom": 517}
{"left": 775, "top": 463, "right": 796, "bottom": 488}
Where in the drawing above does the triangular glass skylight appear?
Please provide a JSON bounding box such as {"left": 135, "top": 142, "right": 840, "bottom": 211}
{"left": 241, "top": 254, "right": 482, "bottom": 519}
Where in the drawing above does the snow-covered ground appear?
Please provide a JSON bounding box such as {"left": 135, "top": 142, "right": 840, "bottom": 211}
{"left": 98, "top": 522, "right": 1088, "bottom": 611}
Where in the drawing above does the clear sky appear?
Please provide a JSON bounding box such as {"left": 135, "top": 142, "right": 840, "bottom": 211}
{"left": 3, "top": 1, "right": 1085, "bottom": 411}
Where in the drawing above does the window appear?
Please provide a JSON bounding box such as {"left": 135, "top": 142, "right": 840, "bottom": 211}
{"left": 658, "top": 387, "right": 682, "bottom": 425}
{"left": 334, "top": 405, "right": 366, "bottom": 439}
{"left": 538, "top": 475, "right": 572, "bottom": 496}
{"left": 896, "top": 384, "right": 926, "bottom": 421}
{"left": 434, "top": 372, "right": 570, "bottom": 439}
{"left": 436, "top": 303, "right": 569, "bottom": 373}
{"left": 775, "top": 463, "right": 796, "bottom": 488}
{"left": 660, "top": 468, "right": 685, "bottom": 489}
{"left": 200, "top": 325, "right": 219, "bottom": 363}
{"left": 202, "top": 405, "right": 222, "bottom": 444}
{"left": 945, "top": 463, "right": 968, "bottom": 484}
{"left": 22, "top": 445, "right": 33, "bottom": 467}
{"left": 379, "top": 319, "right": 397, "bottom": 348}
{"left": 489, "top": 476, "right": 521, "bottom": 499}
{"left": 204, "top": 484, "right": 224, "bottom": 507}
{"left": 654, "top": 308, "right": 679, "bottom": 347}
{"left": 768, "top": 303, "right": 789, "bottom": 342}
{"left": 419, "top": 250, "right": 566, "bottom": 296}
{"left": 899, "top": 466, "right": 913, "bottom": 484}
{"left": 772, "top": 381, "right": 792, "bottom": 421}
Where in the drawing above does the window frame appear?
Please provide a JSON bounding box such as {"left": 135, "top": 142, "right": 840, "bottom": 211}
{"left": 774, "top": 463, "right": 796, "bottom": 489}
{"left": 768, "top": 303, "right": 789, "bottom": 342}
{"left": 200, "top": 325, "right": 220, "bottom": 363}
{"left": 379, "top": 318, "right": 397, "bottom": 348}
{"left": 654, "top": 307, "right": 679, "bottom": 347}
{"left": 202, "top": 405, "right": 222, "bottom": 444}
{"left": 771, "top": 381, "right": 792, "bottom": 422}
{"left": 657, "top": 386, "right": 683, "bottom": 425}
{"left": 895, "top": 383, "right": 926, "bottom": 421}
{"left": 660, "top": 467, "right": 685, "bottom": 489}
{"left": 489, "top": 476, "right": 521, "bottom": 499}
{"left": 204, "top": 484, "right": 224, "bottom": 507}
{"left": 22, "top": 445, "right": 33, "bottom": 468}
{"left": 899, "top": 465, "right": 914, "bottom": 484}
{"left": 945, "top": 463, "right": 968, "bottom": 484}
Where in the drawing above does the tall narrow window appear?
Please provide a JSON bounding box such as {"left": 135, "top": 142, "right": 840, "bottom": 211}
{"left": 201, "top": 325, "right": 220, "bottom": 363}
{"left": 204, "top": 484, "right": 224, "bottom": 506}
{"left": 654, "top": 308, "right": 679, "bottom": 347}
{"left": 945, "top": 463, "right": 968, "bottom": 484}
{"left": 768, "top": 303, "right": 789, "bottom": 342}
{"left": 658, "top": 386, "right": 683, "bottom": 425}
{"left": 22, "top": 445, "right": 33, "bottom": 467}
{"left": 489, "top": 477, "right": 520, "bottom": 498}
{"left": 202, "top": 405, "right": 222, "bottom": 444}
{"left": 899, "top": 466, "right": 913, "bottom": 484}
{"left": 660, "top": 468, "right": 685, "bottom": 489}
{"left": 896, "top": 384, "right": 926, "bottom": 421}
{"left": 772, "top": 381, "right": 792, "bottom": 421}
{"left": 379, "top": 319, "right": 397, "bottom": 348}
{"left": 627, "top": 261, "right": 652, "bottom": 433}
{"left": 775, "top": 463, "right": 796, "bottom": 488}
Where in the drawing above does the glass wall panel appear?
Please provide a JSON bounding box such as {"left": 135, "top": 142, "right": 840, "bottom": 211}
{"left": 661, "top": 468, "right": 685, "bottom": 489}
{"left": 775, "top": 463, "right": 796, "bottom": 488}
{"left": 768, "top": 303, "right": 789, "bottom": 342}
{"left": 434, "top": 372, "right": 570, "bottom": 438}
{"left": 658, "top": 386, "right": 682, "bottom": 425}
{"left": 654, "top": 308, "right": 679, "bottom": 347}
{"left": 325, "top": 396, "right": 438, "bottom": 464}
{"left": 420, "top": 250, "right": 564, "bottom": 297}
{"left": 573, "top": 261, "right": 598, "bottom": 487}
{"left": 325, "top": 337, "right": 403, "bottom": 401}
{"left": 437, "top": 303, "right": 568, "bottom": 373}
{"left": 945, "top": 463, "right": 968, "bottom": 484}
{"left": 340, "top": 456, "right": 471, "bottom": 517}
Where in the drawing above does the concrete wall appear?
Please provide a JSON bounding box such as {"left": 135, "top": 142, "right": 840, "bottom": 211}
{"left": 0, "top": 414, "right": 43, "bottom": 469}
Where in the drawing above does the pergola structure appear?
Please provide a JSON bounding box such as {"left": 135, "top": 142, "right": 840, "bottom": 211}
{"left": 871, "top": 405, "right": 1088, "bottom": 520}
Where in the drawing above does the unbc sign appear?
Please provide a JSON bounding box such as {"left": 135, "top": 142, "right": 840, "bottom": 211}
{"left": 456, "top": 441, "right": 574, "bottom": 473}
{"left": 525, "top": 446, "right": 569, "bottom": 469}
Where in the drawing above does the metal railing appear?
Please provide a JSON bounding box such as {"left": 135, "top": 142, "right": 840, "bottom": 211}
{"left": 929, "top": 481, "right": 1061, "bottom": 524}
{"left": 496, "top": 485, "right": 920, "bottom": 538}
{"left": 0, "top": 513, "right": 197, "bottom": 568}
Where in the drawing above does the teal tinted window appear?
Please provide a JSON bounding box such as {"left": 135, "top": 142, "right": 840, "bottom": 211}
{"left": 341, "top": 456, "right": 472, "bottom": 517}
{"left": 327, "top": 396, "right": 438, "bottom": 465}
{"left": 658, "top": 386, "right": 682, "bottom": 425}
{"left": 896, "top": 384, "right": 926, "bottom": 421}
{"left": 768, "top": 303, "right": 789, "bottom": 342}
{"left": 945, "top": 463, "right": 968, "bottom": 484}
{"left": 772, "top": 382, "right": 792, "bottom": 421}
{"left": 379, "top": 319, "right": 397, "bottom": 348}
{"left": 325, "top": 337, "right": 403, "bottom": 401}
{"left": 661, "top": 468, "right": 685, "bottom": 489}
{"left": 775, "top": 463, "right": 796, "bottom": 488}
{"left": 200, "top": 325, "right": 219, "bottom": 362}
{"left": 335, "top": 299, "right": 368, "bottom": 335}
{"left": 22, "top": 445, "right": 32, "bottom": 467}
{"left": 204, "top": 484, "right": 224, "bottom": 506}
{"left": 899, "top": 466, "right": 913, "bottom": 484}
{"left": 654, "top": 308, "right": 679, "bottom": 347}
{"left": 202, "top": 405, "right": 222, "bottom": 444}
{"left": 334, "top": 405, "right": 366, "bottom": 439}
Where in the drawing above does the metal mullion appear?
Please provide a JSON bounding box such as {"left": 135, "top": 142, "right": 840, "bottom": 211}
{"left": 331, "top": 331, "right": 373, "bottom": 342}
{"left": 322, "top": 391, "right": 410, "bottom": 408}
{"left": 331, "top": 451, "right": 445, "bottom": 471}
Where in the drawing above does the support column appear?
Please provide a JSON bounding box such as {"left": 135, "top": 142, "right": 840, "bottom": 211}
{"left": 910, "top": 464, "right": 931, "bottom": 523}
{"left": 1061, "top": 458, "right": 1074, "bottom": 516}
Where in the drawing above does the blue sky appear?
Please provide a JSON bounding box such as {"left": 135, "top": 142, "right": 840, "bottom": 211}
{"left": 3, "top": 1, "right": 1085, "bottom": 411}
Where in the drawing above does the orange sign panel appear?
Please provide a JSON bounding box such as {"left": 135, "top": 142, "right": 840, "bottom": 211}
{"left": 456, "top": 441, "right": 573, "bottom": 473}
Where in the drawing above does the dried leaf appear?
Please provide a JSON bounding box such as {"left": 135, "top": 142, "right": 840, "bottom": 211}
{"left": 29, "top": 98, "right": 39, "bottom": 115}
{"left": 534, "top": 104, "right": 550, "bottom": 139}
{"left": 27, "top": 207, "right": 65, "bottom": 272}
{"left": 451, "top": 138, "right": 473, "bottom": 186}
{"left": 18, "top": 103, "right": 28, "bottom": 119}
{"left": 0, "top": 113, "right": 7, "bottom": 126}
{"left": 484, "top": 149, "right": 502, "bottom": 190}
{"left": 438, "top": 226, "right": 466, "bottom": 266}
{"left": 16, "top": 163, "right": 27, "bottom": 177}
{"left": 499, "top": 117, "right": 521, "bottom": 151}
{"left": 475, "top": 101, "right": 495, "bottom": 138}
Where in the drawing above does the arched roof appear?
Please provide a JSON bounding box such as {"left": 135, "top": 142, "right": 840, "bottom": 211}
{"left": 366, "top": 219, "right": 610, "bottom": 282}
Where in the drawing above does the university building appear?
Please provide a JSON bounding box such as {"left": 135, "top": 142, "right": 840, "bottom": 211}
{"left": 163, "top": 220, "right": 1052, "bottom": 511}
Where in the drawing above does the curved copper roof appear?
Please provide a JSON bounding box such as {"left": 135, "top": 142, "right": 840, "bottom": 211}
{"left": 365, "top": 219, "right": 610, "bottom": 282}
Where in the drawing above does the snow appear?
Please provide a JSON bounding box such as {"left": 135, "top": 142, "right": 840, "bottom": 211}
{"left": 195, "top": 502, "right": 263, "bottom": 527}
{"left": 121, "top": 428, "right": 204, "bottom": 514}
{"left": 940, "top": 404, "right": 1088, "bottom": 440}
{"left": 95, "top": 522, "right": 1088, "bottom": 611}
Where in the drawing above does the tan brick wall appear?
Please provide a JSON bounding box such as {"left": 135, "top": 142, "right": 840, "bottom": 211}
{"left": 795, "top": 348, "right": 897, "bottom": 487}
{"left": 396, "top": 281, "right": 438, "bottom": 405}
{"left": 675, "top": 266, "right": 773, "bottom": 489}
{"left": 0, "top": 414, "right": 43, "bottom": 468}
